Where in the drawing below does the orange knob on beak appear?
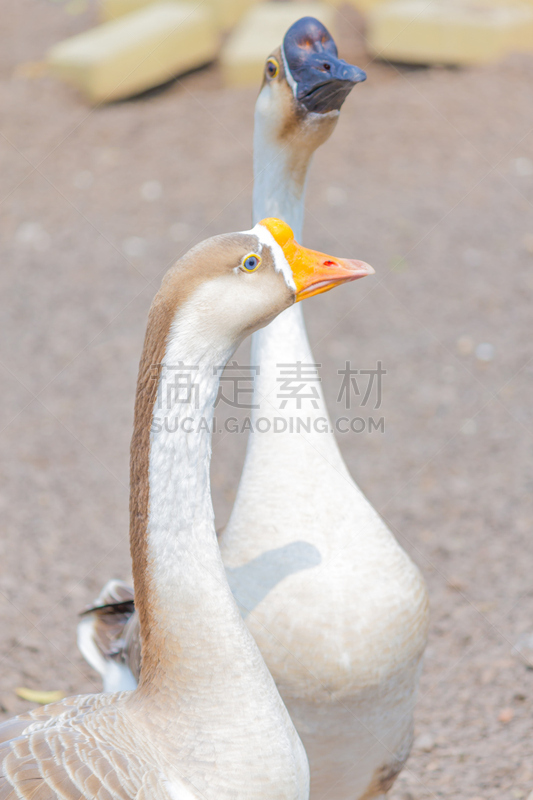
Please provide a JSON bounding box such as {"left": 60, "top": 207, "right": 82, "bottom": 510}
{"left": 260, "top": 217, "right": 374, "bottom": 301}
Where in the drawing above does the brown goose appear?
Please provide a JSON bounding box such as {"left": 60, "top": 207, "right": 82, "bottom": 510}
{"left": 0, "top": 218, "right": 372, "bottom": 800}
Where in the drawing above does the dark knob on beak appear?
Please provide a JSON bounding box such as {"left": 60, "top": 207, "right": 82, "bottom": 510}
{"left": 283, "top": 17, "right": 366, "bottom": 113}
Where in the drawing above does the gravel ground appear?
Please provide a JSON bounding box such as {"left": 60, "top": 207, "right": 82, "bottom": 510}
{"left": 1, "top": 2, "right": 533, "bottom": 798}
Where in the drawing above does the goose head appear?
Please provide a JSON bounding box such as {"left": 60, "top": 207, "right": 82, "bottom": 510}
{"left": 256, "top": 16, "right": 366, "bottom": 158}
{"left": 160, "top": 218, "right": 373, "bottom": 354}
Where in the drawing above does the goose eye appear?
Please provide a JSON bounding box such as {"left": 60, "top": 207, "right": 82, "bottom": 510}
{"left": 266, "top": 58, "right": 279, "bottom": 79}
{"left": 242, "top": 253, "right": 261, "bottom": 272}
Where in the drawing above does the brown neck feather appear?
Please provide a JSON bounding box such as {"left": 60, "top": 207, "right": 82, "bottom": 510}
{"left": 129, "top": 291, "right": 179, "bottom": 689}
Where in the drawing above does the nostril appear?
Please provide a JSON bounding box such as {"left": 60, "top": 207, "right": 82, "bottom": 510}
{"left": 323, "top": 260, "right": 335, "bottom": 266}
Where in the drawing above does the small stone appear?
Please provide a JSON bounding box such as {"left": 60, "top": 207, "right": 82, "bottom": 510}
{"left": 497, "top": 707, "right": 514, "bottom": 723}
{"left": 391, "top": 255, "right": 408, "bottom": 272}
{"left": 512, "top": 631, "right": 533, "bottom": 667}
{"left": 477, "top": 601, "right": 495, "bottom": 613}
{"left": 513, "top": 157, "right": 533, "bottom": 177}
{"left": 441, "top": 364, "right": 455, "bottom": 381}
{"left": 13, "top": 61, "right": 47, "bottom": 79}
{"left": 15, "top": 222, "right": 51, "bottom": 252}
{"left": 475, "top": 342, "right": 494, "bottom": 362}
{"left": 414, "top": 732, "right": 435, "bottom": 752}
{"left": 73, "top": 170, "right": 93, "bottom": 189}
{"left": 325, "top": 186, "right": 347, "bottom": 207}
{"left": 122, "top": 236, "right": 147, "bottom": 257}
{"left": 98, "top": 148, "right": 120, "bottom": 166}
{"left": 495, "top": 657, "right": 514, "bottom": 669}
{"left": 456, "top": 335, "right": 474, "bottom": 355}
{"left": 481, "top": 667, "right": 495, "bottom": 685}
{"left": 169, "top": 222, "right": 190, "bottom": 242}
{"left": 446, "top": 578, "right": 465, "bottom": 591}
{"left": 461, "top": 419, "right": 477, "bottom": 436}
{"left": 141, "top": 180, "right": 162, "bottom": 202}
{"left": 522, "top": 233, "right": 533, "bottom": 254}
{"left": 462, "top": 247, "right": 482, "bottom": 267}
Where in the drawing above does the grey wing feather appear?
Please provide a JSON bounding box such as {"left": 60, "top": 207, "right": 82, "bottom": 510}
{"left": 0, "top": 696, "right": 178, "bottom": 800}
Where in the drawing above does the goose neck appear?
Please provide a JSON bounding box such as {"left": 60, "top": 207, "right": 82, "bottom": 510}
{"left": 252, "top": 116, "right": 308, "bottom": 241}
{"left": 129, "top": 309, "right": 239, "bottom": 700}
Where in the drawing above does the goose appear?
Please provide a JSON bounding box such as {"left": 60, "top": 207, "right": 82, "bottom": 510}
{"left": 223, "top": 20, "right": 430, "bottom": 800}
{"left": 0, "top": 218, "right": 373, "bottom": 800}
{"left": 78, "top": 17, "right": 430, "bottom": 800}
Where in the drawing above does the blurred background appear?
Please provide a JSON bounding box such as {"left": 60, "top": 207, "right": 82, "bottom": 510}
{"left": 2, "top": 1, "right": 533, "bottom": 798}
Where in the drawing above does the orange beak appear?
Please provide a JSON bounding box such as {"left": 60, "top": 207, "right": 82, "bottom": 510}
{"left": 260, "top": 217, "right": 374, "bottom": 301}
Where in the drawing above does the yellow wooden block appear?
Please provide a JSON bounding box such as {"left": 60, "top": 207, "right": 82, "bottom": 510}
{"left": 209, "top": 0, "right": 260, "bottom": 30}
{"left": 343, "top": 0, "right": 390, "bottom": 14}
{"left": 98, "top": 0, "right": 155, "bottom": 21}
{"left": 48, "top": 1, "right": 219, "bottom": 103}
{"left": 367, "top": 0, "right": 533, "bottom": 65}
{"left": 99, "top": 0, "right": 258, "bottom": 29}
{"left": 346, "top": 0, "right": 533, "bottom": 16}
{"left": 220, "top": 2, "right": 337, "bottom": 88}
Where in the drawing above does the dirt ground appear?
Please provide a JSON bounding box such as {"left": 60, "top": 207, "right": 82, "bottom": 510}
{"left": 1, "top": 1, "right": 533, "bottom": 798}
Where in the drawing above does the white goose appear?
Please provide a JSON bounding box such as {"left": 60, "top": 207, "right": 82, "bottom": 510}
{"left": 0, "top": 218, "right": 373, "bottom": 800}
{"left": 223, "top": 20, "right": 430, "bottom": 800}
{"left": 79, "top": 17, "right": 429, "bottom": 800}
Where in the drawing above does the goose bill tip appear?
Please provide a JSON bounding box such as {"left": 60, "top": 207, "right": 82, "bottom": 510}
{"left": 295, "top": 258, "right": 374, "bottom": 301}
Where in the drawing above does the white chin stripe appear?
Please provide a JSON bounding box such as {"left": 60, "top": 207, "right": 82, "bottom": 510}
{"left": 243, "top": 223, "right": 296, "bottom": 292}
{"left": 281, "top": 45, "right": 298, "bottom": 97}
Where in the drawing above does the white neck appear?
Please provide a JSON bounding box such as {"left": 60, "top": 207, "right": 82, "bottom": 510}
{"left": 249, "top": 103, "right": 327, "bottom": 422}
{"left": 130, "top": 314, "right": 308, "bottom": 798}
{"left": 144, "top": 328, "right": 244, "bottom": 687}
{"left": 222, "top": 91, "right": 358, "bottom": 558}
{"left": 252, "top": 108, "right": 307, "bottom": 239}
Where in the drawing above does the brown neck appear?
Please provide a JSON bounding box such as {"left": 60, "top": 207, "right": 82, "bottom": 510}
{"left": 128, "top": 291, "right": 243, "bottom": 705}
{"left": 129, "top": 296, "right": 170, "bottom": 687}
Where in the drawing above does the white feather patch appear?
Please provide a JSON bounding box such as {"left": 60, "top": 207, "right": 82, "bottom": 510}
{"left": 281, "top": 45, "right": 298, "bottom": 97}
{"left": 163, "top": 777, "right": 201, "bottom": 800}
{"left": 242, "top": 223, "right": 297, "bottom": 292}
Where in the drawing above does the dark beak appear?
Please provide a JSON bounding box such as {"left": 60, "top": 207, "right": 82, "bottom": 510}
{"left": 297, "top": 62, "right": 366, "bottom": 113}
{"left": 283, "top": 16, "right": 367, "bottom": 114}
